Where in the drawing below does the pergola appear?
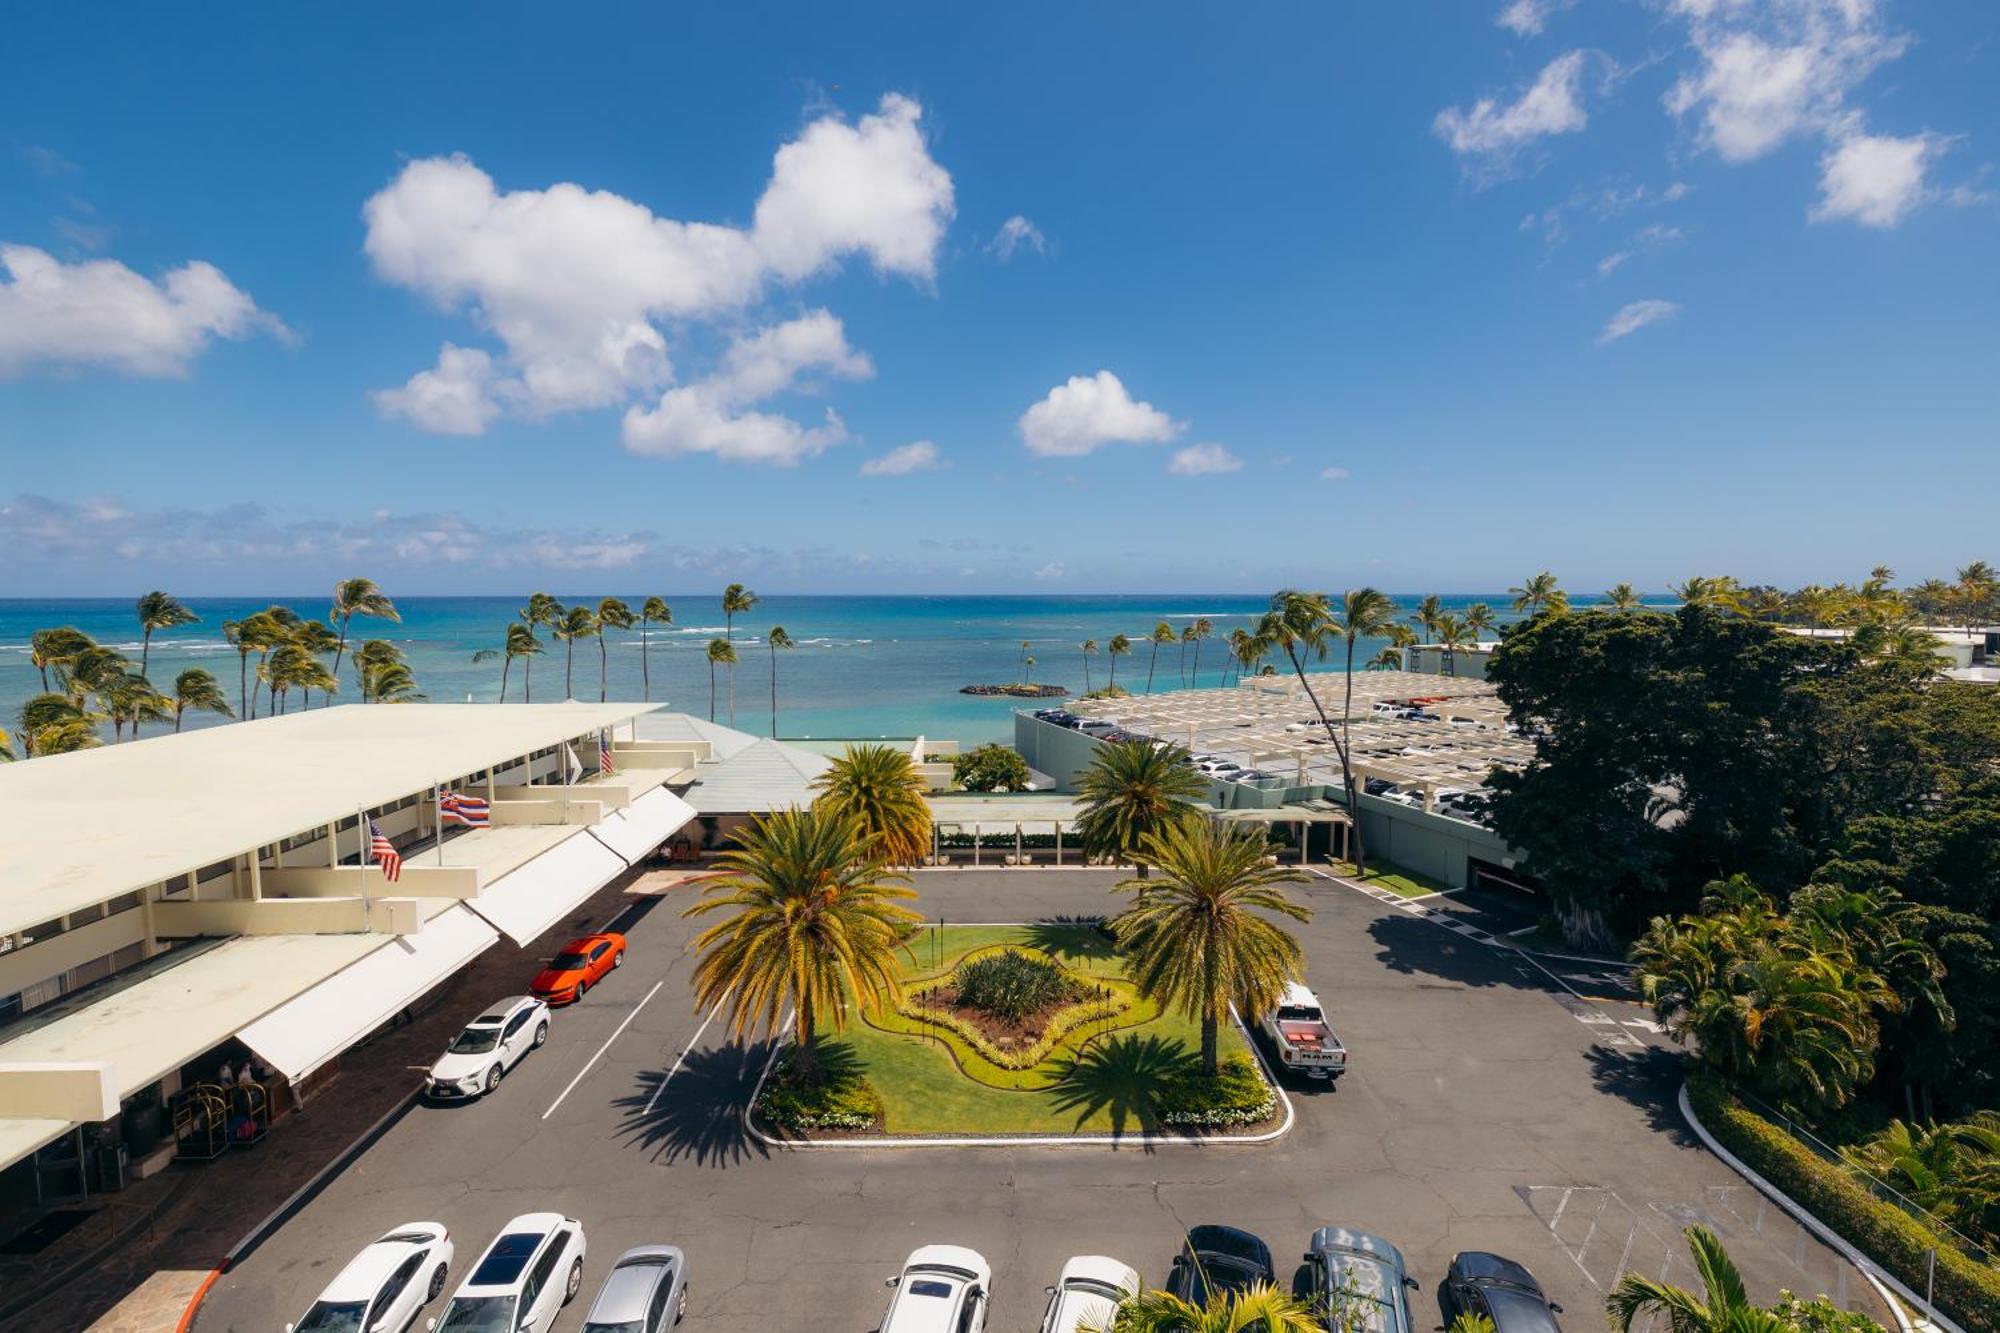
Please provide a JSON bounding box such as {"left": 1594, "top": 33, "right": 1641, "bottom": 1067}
{"left": 1213, "top": 803, "right": 1353, "bottom": 863}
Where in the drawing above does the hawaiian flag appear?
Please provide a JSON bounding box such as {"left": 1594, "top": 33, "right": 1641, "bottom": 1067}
{"left": 598, "top": 730, "right": 616, "bottom": 776}
{"left": 368, "top": 819, "right": 403, "bottom": 882}
{"left": 439, "top": 792, "right": 491, "bottom": 827}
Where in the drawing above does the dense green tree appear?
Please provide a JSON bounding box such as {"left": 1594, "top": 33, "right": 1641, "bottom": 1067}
{"left": 812, "top": 744, "right": 932, "bottom": 865}
{"left": 951, "top": 743, "right": 1032, "bottom": 793}
{"left": 1073, "top": 739, "right": 1207, "bottom": 877}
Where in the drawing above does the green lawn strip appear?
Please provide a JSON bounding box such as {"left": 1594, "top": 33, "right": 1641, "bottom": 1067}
{"left": 1328, "top": 858, "right": 1450, "bottom": 898}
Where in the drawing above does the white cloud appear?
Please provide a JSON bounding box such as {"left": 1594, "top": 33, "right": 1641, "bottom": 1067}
{"left": 1033, "top": 562, "right": 1067, "bottom": 581}
{"left": 990, "top": 215, "right": 1047, "bottom": 261}
{"left": 1319, "top": 466, "right": 1351, "bottom": 482}
{"left": 860, "top": 440, "right": 943, "bottom": 476}
{"left": 1018, "top": 370, "right": 1182, "bottom": 458}
{"left": 362, "top": 94, "right": 951, "bottom": 436}
{"left": 371, "top": 343, "right": 502, "bottom": 435}
{"left": 1598, "top": 298, "right": 1681, "bottom": 344}
{"left": 1811, "top": 129, "right": 1943, "bottom": 227}
{"left": 1167, "top": 443, "right": 1242, "bottom": 477}
{"left": 1597, "top": 222, "right": 1685, "bottom": 276}
{"left": 1434, "top": 52, "right": 1592, "bottom": 167}
{"left": 1597, "top": 250, "right": 1632, "bottom": 276}
{"left": 1498, "top": 0, "right": 1575, "bottom": 36}
{"left": 621, "top": 310, "right": 871, "bottom": 465}
{"left": 0, "top": 243, "right": 286, "bottom": 379}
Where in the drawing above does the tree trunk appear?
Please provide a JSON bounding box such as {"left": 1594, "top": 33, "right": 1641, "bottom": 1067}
{"left": 175, "top": 707, "right": 185, "bottom": 734}
{"left": 599, "top": 636, "right": 609, "bottom": 702}
{"left": 141, "top": 630, "right": 152, "bottom": 681}
{"left": 524, "top": 656, "right": 533, "bottom": 703}
{"left": 238, "top": 654, "right": 249, "bottom": 720}
{"left": 330, "top": 617, "right": 350, "bottom": 706}
{"left": 709, "top": 660, "right": 717, "bottom": 721}
{"left": 641, "top": 628, "right": 651, "bottom": 702}
{"left": 728, "top": 663, "right": 736, "bottom": 726}
{"left": 1083, "top": 654, "right": 1091, "bottom": 693}
{"left": 794, "top": 992, "right": 818, "bottom": 1083}
{"left": 1287, "top": 644, "right": 1363, "bottom": 871}
{"left": 1200, "top": 1011, "right": 1219, "bottom": 1077}
{"left": 1192, "top": 639, "right": 1201, "bottom": 685}
{"left": 500, "top": 657, "right": 512, "bottom": 704}
{"left": 1147, "top": 643, "right": 1159, "bottom": 692}
{"left": 770, "top": 646, "right": 778, "bottom": 736}
{"left": 564, "top": 641, "right": 575, "bottom": 699}
{"left": 1342, "top": 635, "right": 1365, "bottom": 874}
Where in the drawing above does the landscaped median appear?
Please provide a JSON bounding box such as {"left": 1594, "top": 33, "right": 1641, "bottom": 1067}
{"left": 753, "top": 922, "right": 1280, "bottom": 1140}
{"left": 1686, "top": 1074, "right": 2000, "bottom": 1333}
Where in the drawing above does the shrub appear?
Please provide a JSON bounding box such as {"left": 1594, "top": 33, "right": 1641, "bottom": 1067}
{"left": 1157, "top": 1056, "right": 1277, "bottom": 1128}
{"left": 951, "top": 744, "right": 1033, "bottom": 793}
{"left": 953, "top": 949, "right": 1084, "bottom": 1022}
{"left": 905, "top": 997, "right": 1128, "bottom": 1072}
{"left": 1687, "top": 1074, "right": 2000, "bottom": 1333}
{"left": 757, "top": 1056, "right": 882, "bottom": 1131}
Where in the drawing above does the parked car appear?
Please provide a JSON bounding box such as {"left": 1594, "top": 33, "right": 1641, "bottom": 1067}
{"left": 531, "top": 931, "right": 627, "bottom": 1004}
{"left": 433, "top": 1213, "right": 585, "bottom": 1333}
{"left": 879, "top": 1245, "right": 993, "bottom": 1333}
{"left": 1441, "top": 1252, "right": 1563, "bottom": 1333}
{"left": 579, "top": 1244, "right": 688, "bottom": 1332}
{"left": 1038, "top": 1255, "right": 1140, "bottom": 1333}
{"left": 1165, "top": 1226, "right": 1276, "bottom": 1306}
{"left": 1259, "top": 981, "right": 1347, "bottom": 1081}
{"left": 426, "top": 996, "right": 549, "bottom": 1100}
{"left": 1303, "top": 1227, "right": 1416, "bottom": 1333}
{"left": 287, "top": 1222, "right": 453, "bottom": 1333}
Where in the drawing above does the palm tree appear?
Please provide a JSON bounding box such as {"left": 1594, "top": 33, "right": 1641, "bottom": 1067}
{"left": 639, "top": 596, "right": 672, "bottom": 701}
{"left": 1106, "top": 633, "right": 1131, "bottom": 690}
{"left": 362, "top": 660, "right": 424, "bottom": 703}
{"left": 171, "top": 668, "right": 232, "bottom": 732}
{"left": 1605, "top": 583, "right": 1643, "bottom": 612}
{"left": 134, "top": 591, "right": 198, "bottom": 680}
{"left": 722, "top": 583, "right": 758, "bottom": 641}
{"left": 683, "top": 805, "right": 922, "bottom": 1082}
{"left": 1433, "top": 611, "right": 1469, "bottom": 676}
{"left": 1331, "top": 589, "right": 1398, "bottom": 818}
{"left": 812, "top": 744, "right": 932, "bottom": 865}
{"left": 552, "top": 605, "right": 598, "bottom": 701}
{"left": 1258, "top": 590, "right": 1383, "bottom": 871}
{"left": 1366, "top": 647, "right": 1401, "bottom": 670}
{"left": 1189, "top": 617, "right": 1214, "bottom": 686}
{"left": 1112, "top": 818, "right": 1310, "bottom": 1075}
{"left": 1073, "top": 739, "right": 1208, "bottom": 877}
{"left": 227, "top": 610, "right": 290, "bottom": 718}
{"left": 1146, "top": 622, "right": 1175, "bottom": 692}
{"left": 1091, "top": 1282, "right": 1318, "bottom": 1332}
{"left": 705, "top": 637, "right": 736, "bottom": 721}
{"left": 28, "top": 627, "right": 93, "bottom": 692}
{"left": 503, "top": 622, "right": 542, "bottom": 701}
{"left": 767, "top": 625, "right": 795, "bottom": 735}
{"left": 1838, "top": 1114, "right": 2000, "bottom": 1242}
{"left": 596, "top": 597, "right": 637, "bottom": 701}
{"left": 329, "top": 578, "right": 400, "bottom": 689}
{"left": 1509, "top": 571, "right": 1562, "bottom": 616}
{"left": 1673, "top": 575, "right": 1748, "bottom": 616}
{"left": 1606, "top": 1226, "right": 1790, "bottom": 1333}
{"left": 1955, "top": 560, "right": 1997, "bottom": 634}
{"left": 290, "top": 620, "right": 340, "bottom": 709}
{"left": 1462, "top": 602, "right": 1496, "bottom": 643}
{"left": 1178, "top": 625, "right": 1196, "bottom": 686}
{"left": 1018, "top": 640, "right": 1032, "bottom": 680}
{"left": 1409, "top": 594, "right": 1443, "bottom": 644}
{"left": 103, "top": 673, "right": 172, "bottom": 741}
{"left": 1081, "top": 639, "right": 1098, "bottom": 694}
{"left": 18, "top": 693, "right": 100, "bottom": 756}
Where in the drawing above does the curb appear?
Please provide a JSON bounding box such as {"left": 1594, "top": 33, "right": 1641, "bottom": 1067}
{"left": 1676, "top": 1082, "right": 1945, "bottom": 1333}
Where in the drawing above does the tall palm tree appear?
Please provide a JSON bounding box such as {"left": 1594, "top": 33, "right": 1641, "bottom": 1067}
{"left": 134, "top": 591, "right": 198, "bottom": 680}
{"left": 812, "top": 744, "right": 932, "bottom": 865}
{"left": 1331, "top": 588, "right": 1398, "bottom": 817}
{"left": 722, "top": 583, "right": 758, "bottom": 641}
{"left": 352, "top": 639, "right": 409, "bottom": 705}
{"left": 1178, "top": 625, "right": 1196, "bottom": 686}
{"left": 596, "top": 597, "right": 637, "bottom": 701}
{"left": 683, "top": 805, "right": 922, "bottom": 1081}
{"left": 329, "top": 578, "right": 399, "bottom": 688}
{"left": 1112, "top": 818, "right": 1310, "bottom": 1074}
{"left": 767, "top": 625, "right": 795, "bottom": 735}
{"left": 1106, "top": 633, "right": 1131, "bottom": 690}
{"left": 1673, "top": 575, "right": 1748, "bottom": 616}
{"left": 28, "top": 627, "right": 93, "bottom": 692}
{"left": 495, "top": 622, "right": 541, "bottom": 702}
{"left": 1365, "top": 647, "right": 1402, "bottom": 670}
{"left": 553, "top": 605, "right": 598, "bottom": 701}
{"left": 103, "top": 673, "right": 172, "bottom": 741}
{"left": 1509, "top": 571, "right": 1562, "bottom": 616}
{"left": 1604, "top": 583, "right": 1643, "bottom": 612}
{"left": 171, "top": 667, "right": 233, "bottom": 732}
{"left": 229, "top": 609, "right": 289, "bottom": 719}
{"left": 18, "top": 692, "right": 100, "bottom": 756}
{"left": 1433, "top": 611, "right": 1470, "bottom": 676}
{"left": 1955, "top": 560, "right": 1997, "bottom": 634}
{"left": 705, "top": 637, "right": 736, "bottom": 722}
{"left": 291, "top": 620, "right": 340, "bottom": 709}
{"left": 1462, "top": 602, "right": 1496, "bottom": 643}
{"left": 1081, "top": 639, "right": 1098, "bottom": 693}
{"left": 1073, "top": 739, "right": 1208, "bottom": 878}
{"left": 1409, "top": 595, "right": 1443, "bottom": 645}
{"left": 1189, "top": 617, "right": 1214, "bottom": 686}
{"left": 1146, "top": 622, "right": 1175, "bottom": 692}
{"left": 1258, "top": 590, "right": 1377, "bottom": 871}
{"left": 1092, "top": 1282, "right": 1318, "bottom": 1332}
{"left": 639, "top": 596, "right": 672, "bottom": 701}
{"left": 1606, "top": 1226, "right": 1790, "bottom": 1333}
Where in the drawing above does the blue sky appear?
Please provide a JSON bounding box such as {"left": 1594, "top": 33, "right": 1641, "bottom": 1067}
{"left": 1, "top": 1, "right": 1995, "bottom": 596}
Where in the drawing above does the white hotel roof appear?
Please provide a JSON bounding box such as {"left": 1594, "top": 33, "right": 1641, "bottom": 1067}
{"left": 0, "top": 701, "right": 652, "bottom": 936}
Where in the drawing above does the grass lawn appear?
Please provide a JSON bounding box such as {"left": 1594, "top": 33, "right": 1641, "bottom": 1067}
{"left": 807, "top": 923, "right": 1256, "bottom": 1137}
{"left": 1327, "top": 858, "right": 1451, "bottom": 899}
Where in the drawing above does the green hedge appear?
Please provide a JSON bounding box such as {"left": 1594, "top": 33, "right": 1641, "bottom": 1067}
{"left": 1156, "top": 1056, "right": 1277, "bottom": 1129}
{"left": 758, "top": 1056, "right": 883, "bottom": 1131}
{"left": 1687, "top": 1074, "right": 2000, "bottom": 1332}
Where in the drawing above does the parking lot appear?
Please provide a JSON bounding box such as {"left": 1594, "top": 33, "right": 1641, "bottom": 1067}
{"left": 193, "top": 869, "right": 1885, "bottom": 1331}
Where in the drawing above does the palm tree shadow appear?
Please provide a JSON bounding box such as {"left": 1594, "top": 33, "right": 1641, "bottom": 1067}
{"left": 1047, "top": 1033, "right": 1196, "bottom": 1138}
{"left": 1584, "top": 1043, "right": 1699, "bottom": 1146}
{"left": 1022, "top": 916, "right": 1118, "bottom": 970}
{"left": 613, "top": 1038, "right": 775, "bottom": 1168}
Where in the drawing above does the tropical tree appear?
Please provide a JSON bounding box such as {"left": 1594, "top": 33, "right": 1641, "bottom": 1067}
{"left": 262, "top": 642, "right": 335, "bottom": 715}
{"left": 596, "top": 597, "right": 637, "bottom": 701}
{"left": 1189, "top": 617, "right": 1214, "bottom": 685}
{"left": 767, "top": 625, "right": 795, "bottom": 735}
{"left": 1462, "top": 602, "right": 1497, "bottom": 643}
{"left": 1366, "top": 647, "right": 1402, "bottom": 670}
{"left": 1434, "top": 611, "right": 1470, "bottom": 676}
{"left": 1178, "top": 624, "right": 1196, "bottom": 686}
{"left": 289, "top": 620, "right": 341, "bottom": 709}
{"left": 1410, "top": 594, "right": 1443, "bottom": 644}
{"left": 28, "top": 627, "right": 93, "bottom": 692}
{"left": 102, "top": 672, "right": 172, "bottom": 741}
{"left": 722, "top": 582, "right": 758, "bottom": 641}
{"left": 683, "top": 805, "right": 922, "bottom": 1081}
{"left": 1331, "top": 587, "right": 1398, "bottom": 799}
{"left": 362, "top": 660, "right": 424, "bottom": 703}
{"left": 17, "top": 693, "right": 99, "bottom": 756}
{"left": 639, "top": 596, "right": 672, "bottom": 701}
{"left": 1112, "top": 818, "right": 1310, "bottom": 1075}
{"left": 1081, "top": 639, "right": 1098, "bottom": 694}
{"left": 1954, "top": 560, "right": 1997, "bottom": 634}
{"left": 1073, "top": 739, "right": 1208, "bottom": 877}
{"left": 476, "top": 622, "right": 538, "bottom": 702}
{"left": 1605, "top": 583, "right": 1643, "bottom": 612}
{"left": 1510, "top": 571, "right": 1563, "bottom": 616}
{"left": 1257, "top": 590, "right": 1383, "bottom": 871}
{"left": 705, "top": 637, "right": 736, "bottom": 722}
{"left": 1674, "top": 575, "right": 1748, "bottom": 616}
{"left": 1090, "top": 1282, "right": 1318, "bottom": 1333}
{"left": 171, "top": 667, "right": 232, "bottom": 732}
{"left": 1146, "top": 621, "right": 1175, "bottom": 692}
{"left": 1106, "top": 633, "right": 1131, "bottom": 690}
{"left": 134, "top": 591, "right": 198, "bottom": 680}
{"left": 329, "top": 578, "right": 399, "bottom": 688}
{"left": 812, "top": 744, "right": 932, "bottom": 865}
{"left": 553, "top": 604, "right": 598, "bottom": 701}
{"left": 1838, "top": 1113, "right": 2000, "bottom": 1245}
{"left": 1606, "top": 1226, "right": 1792, "bottom": 1333}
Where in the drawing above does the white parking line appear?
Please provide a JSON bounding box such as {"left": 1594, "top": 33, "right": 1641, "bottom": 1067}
{"left": 542, "top": 980, "right": 665, "bottom": 1121}
{"left": 641, "top": 994, "right": 727, "bottom": 1116}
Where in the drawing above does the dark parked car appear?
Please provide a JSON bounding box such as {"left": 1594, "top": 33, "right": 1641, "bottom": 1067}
{"left": 1441, "top": 1252, "right": 1562, "bottom": 1333}
{"left": 1165, "top": 1226, "right": 1276, "bottom": 1306}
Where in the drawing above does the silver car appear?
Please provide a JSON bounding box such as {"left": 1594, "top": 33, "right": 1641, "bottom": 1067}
{"left": 1304, "top": 1227, "right": 1417, "bottom": 1333}
{"left": 580, "top": 1245, "right": 687, "bottom": 1332}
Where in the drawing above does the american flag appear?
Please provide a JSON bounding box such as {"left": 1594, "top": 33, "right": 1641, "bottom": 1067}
{"left": 599, "top": 730, "right": 616, "bottom": 776}
{"left": 368, "top": 819, "right": 402, "bottom": 882}
{"left": 439, "top": 792, "right": 491, "bottom": 827}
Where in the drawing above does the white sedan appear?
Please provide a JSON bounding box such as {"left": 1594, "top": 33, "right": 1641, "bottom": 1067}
{"left": 432, "top": 1212, "right": 586, "bottom": 1333}
{"left": 880, "top": 1245, "right": 993, "bottom": 1333}
{"left": 1039, "top": 1255, "right": 1140, "bottom": 1333}
{"left": 286, "top": 1222, "right": 453, "bottom": 1333}
{"left": 426, "top": 996, "right": 549, "bottom": 1100}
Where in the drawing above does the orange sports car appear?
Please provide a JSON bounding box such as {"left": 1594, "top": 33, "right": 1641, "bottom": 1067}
{"left": 530, "top": 931, "right": 626, "bottom": 1003}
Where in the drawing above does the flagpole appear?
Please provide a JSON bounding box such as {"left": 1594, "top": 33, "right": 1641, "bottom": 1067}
{"left": 357, "top": 804, "right": 371, "bottom": 925}
{"left": 435, "top": 780, "right": 444, "bottom": 865}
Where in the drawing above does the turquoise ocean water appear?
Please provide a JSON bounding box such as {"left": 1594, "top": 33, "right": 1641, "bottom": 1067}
{"left": 0, "top": 594, "right": 1618, "bottom": 745}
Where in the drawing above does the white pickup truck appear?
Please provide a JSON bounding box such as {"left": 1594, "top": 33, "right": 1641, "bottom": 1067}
{"left": 1261, "top": 981, "right": 1347, "bottom": 1080}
